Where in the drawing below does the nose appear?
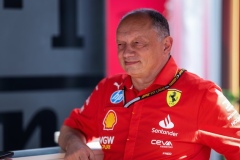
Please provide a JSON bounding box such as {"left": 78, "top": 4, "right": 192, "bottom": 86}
{"left": 123, "top": 44, "right": 134, "bottom": 57}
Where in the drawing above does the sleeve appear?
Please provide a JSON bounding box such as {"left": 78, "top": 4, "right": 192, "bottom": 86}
{"left": 197, "top": 86, "right": 240, "bottom": 160}
{"left": 63, "top": 78, "right": 107, "bottom": 142}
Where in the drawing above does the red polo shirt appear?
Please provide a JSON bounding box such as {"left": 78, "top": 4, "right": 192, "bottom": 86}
{"left": 64, "top": 57, "right": 240, "bottom": 160}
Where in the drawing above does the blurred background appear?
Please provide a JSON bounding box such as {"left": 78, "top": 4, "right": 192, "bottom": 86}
{"left": 0, "top": 0, "right": 239, "bottom": 159}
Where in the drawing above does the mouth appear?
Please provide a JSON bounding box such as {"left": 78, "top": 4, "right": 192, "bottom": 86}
{"left": 124, "top": 60, "right": 139, "bottom": 66}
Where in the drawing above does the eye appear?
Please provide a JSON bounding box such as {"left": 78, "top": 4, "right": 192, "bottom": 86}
{"left": 117, "top": 43, "right": 125, "bottom": 49}
{"left": 134, "top": 41, "right": 145, "bottom": 47}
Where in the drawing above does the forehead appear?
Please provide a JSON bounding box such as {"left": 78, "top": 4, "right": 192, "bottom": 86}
{"left": 117, "top": 14, "right": 153, "bottom": 35}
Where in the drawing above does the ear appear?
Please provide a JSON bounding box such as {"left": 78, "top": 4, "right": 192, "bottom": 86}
{"left": 163, "top": 36, "right": 173, "bottom": 55}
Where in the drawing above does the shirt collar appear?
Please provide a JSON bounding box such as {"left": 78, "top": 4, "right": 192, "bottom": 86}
{"left": 121, "top": 74, "right": 132, "bottom": 90}
{"left": 153, "top": 56, "right": 179, "bottom": 86}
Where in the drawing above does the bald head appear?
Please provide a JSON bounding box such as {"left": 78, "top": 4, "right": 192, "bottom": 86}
{"left": 118, "top": 8, "right": 170, "bottom": 40}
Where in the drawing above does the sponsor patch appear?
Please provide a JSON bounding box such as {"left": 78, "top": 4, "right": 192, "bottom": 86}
{"left": 163, "top": 152, "right": 172, "bottom": 156}
{"left": 99, "top": 136, "right": 115, "bottom": 150}
{"left": 151, "top": 139, "right": 173, "bottom": 148}
{"left": 231, "top": 116, "right": 240, "bottom": 126}
{"left": 103, "top": 110, "right": 117, "bottom": 130}
{"left": 152, "top": 114, "right": 179, "bottom": 137}
{"left": 110, "top": 90, "right": 124, "bottom": 104}
{"left": 159, "top": 114, "right": 174, "bottom": 129}
{"left": 152, "top": 128, "right": 178, "bottom": 137}
{"left": 166, "top": 89, "right": 181, "bottom": 107}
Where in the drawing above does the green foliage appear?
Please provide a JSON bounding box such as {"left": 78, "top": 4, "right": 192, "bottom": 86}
{"left": 222, "top": 89, "right": 240, "bottom": 104}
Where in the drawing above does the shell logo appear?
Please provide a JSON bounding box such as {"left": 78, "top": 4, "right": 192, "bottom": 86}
{"left": 103, "top": 110, "right": 117, "bottom": 130}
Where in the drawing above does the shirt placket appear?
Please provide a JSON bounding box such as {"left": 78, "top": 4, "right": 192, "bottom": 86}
{"left": 123, "top": 101, "right": 143, "bottom": 160}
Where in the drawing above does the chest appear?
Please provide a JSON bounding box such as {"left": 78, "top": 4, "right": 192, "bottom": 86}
{"left": 97, "top": 88, "right": 200, "bottom": 139}
{"left": 96, "top": 87, "right": 206, "bottom": 159}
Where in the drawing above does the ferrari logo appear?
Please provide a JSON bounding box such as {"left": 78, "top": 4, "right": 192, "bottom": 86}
{"left": 167, "top": 89, "right": 182, "bottom": 107}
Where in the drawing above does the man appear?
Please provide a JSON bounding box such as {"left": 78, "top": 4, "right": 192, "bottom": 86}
{"left": 58, "top": 8, "right": 240, "bottom": 160}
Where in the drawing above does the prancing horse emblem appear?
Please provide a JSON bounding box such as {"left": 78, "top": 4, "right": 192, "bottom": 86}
{"left": 167, "top": 89, "right": 182, "bottom": 107}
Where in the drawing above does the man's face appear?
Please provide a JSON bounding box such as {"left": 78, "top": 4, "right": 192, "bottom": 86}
{"left": 116, "top": 14, "right": 169, "bottom": 78}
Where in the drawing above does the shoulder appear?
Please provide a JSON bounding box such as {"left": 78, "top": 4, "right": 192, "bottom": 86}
{"left": 179, "top": 71, "right": 224, "bottom": 112}
{"left": 98, "top": 73, "right": 129, "bottom": 88}
{"left": 181, "top": 70, "right": 221, "bottom": 91}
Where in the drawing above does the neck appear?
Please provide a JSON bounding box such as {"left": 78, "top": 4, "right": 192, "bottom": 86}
{"left": 131, "top": 55, "right": 170, "bottom": 91}
{"left": 132, "top": 79, "right": 154, "bottom": 91}
{"left": 131, "top": 71, "right": 158, "bottom": 91}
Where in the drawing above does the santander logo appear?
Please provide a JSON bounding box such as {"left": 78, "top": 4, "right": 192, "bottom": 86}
{"left": 159, "top": 115, "right": 174, "bottom": 129}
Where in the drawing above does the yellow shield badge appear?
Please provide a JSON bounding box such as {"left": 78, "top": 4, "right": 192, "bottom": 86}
{"left": 167, "top": 89, "right": 182, "bottom": 107}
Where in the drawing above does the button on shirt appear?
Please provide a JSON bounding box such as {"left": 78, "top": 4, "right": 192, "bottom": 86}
{"left": 64, "top": 57, "right": 240, "bottom": 160}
